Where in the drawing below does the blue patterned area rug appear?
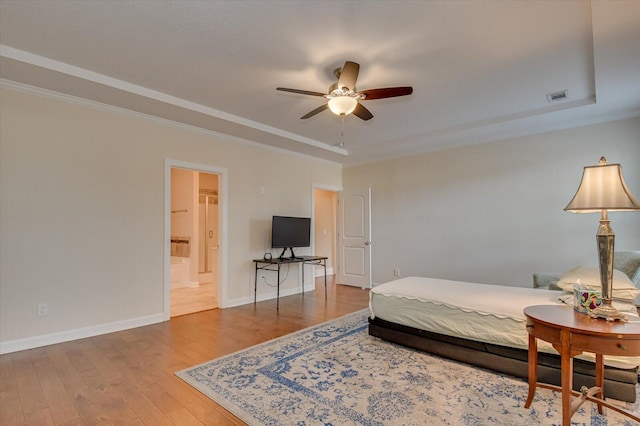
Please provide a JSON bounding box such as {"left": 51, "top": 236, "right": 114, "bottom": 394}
{"left": 176, "top": 309, "right": 639, "bottom": 425}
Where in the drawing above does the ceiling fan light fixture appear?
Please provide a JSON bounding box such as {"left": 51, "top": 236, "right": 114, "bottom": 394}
{"left": 277, "top": 60, "right": 413, "bottom": 121}
{"left": 328, "top": 96, "right": 358, "bottom": 116}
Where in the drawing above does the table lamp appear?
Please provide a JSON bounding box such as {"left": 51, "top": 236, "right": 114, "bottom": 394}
{"left": 564, "top": 157, "right": 640, "bottom": 321}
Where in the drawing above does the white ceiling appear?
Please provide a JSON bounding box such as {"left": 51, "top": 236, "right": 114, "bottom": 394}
{"left": 1, "top": 0, "right": 639, "bottom": 165}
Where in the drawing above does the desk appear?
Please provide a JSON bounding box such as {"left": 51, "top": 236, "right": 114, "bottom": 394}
{"left": 253, "top": 256, "right": 328, "bottom": 310}
{"left": 524, "top": 305, "right": 640, "bottom": 425}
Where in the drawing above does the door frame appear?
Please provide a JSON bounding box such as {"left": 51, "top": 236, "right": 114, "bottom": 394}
{"left": 164, "top": 159, "right": 229, "bottom": 320}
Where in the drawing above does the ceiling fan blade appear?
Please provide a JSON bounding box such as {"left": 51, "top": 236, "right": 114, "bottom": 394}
{"left": 359, "top": 87, "right": 413, "bottom": 100}
{"left": 277, "top": 87, "right": 326, "bottom": 97}
{"left": 338, "top": 61, "right": 360, "bottom": 91}
{"left": 300, "top": 103, "right": 329, "bottom": 119}
{"left": 352, "top": 103, "right": 373, "bottom": 121}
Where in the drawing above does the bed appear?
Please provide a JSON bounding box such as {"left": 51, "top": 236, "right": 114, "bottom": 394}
{"left": 368, "top": 276, "right": 640, "bottom": 402}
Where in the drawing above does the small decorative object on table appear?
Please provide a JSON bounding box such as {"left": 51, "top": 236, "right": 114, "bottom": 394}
{"left": 573, "top": 279, "right": 602, "bottom": 314}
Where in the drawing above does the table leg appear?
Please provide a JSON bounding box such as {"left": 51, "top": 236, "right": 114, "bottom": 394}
{"left": 560, "top": 329, "right": 572, "bottom": 426}
{"left": 276, "top": 264, "right": 281, "bottom": 310}
{"left": 254, "top": 263, "right": 258, "bottom": 305}
{"left": 324, "top": 259, "right": 327, "bottom": 300}
{"left": 301, "top": 261, "right": 305, "bottom": 297}
{"left": 525, "top": 332, "right": 538, "bottom": 408}
{"left": 595, "top": 353, "right": 604, "bottom": 414}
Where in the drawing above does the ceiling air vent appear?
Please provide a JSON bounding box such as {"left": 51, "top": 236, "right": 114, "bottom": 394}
{"left": 546, "top": 90, "right": 568, "bottom": 103}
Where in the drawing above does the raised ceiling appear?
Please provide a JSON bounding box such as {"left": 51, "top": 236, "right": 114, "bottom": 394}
{"left": 1, "top": 1, "right": 639, "bottom": 165}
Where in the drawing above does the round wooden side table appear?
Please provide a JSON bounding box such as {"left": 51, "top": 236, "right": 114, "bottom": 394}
{"left": 523, "top": 304, "right": 640, "bottom": 426}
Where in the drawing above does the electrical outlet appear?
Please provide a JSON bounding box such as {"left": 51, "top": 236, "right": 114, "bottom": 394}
{"left": 394, "top": 268, "right": 400, "bottom": 277}
{"left": 37, "top": 303, "right": 48, "bottom": 317}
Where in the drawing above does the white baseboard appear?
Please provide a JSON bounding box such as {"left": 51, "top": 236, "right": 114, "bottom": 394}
{"left": 314, "top": 267, "right": 334, "bottom": 277}
{"left": 2, "top": 277, "right": 335, "bottom": 354}
{"left": 225, "top": 285, "right": 311, "bottom": 308}
{"left": 0, "top": 313, "right": 164, "bottom": 355}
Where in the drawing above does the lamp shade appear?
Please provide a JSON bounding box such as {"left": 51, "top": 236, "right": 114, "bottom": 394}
{"left": 328, "top": 96, "right": 358, "bottom": 116}
{"left": 565, "top": 157, "right": 640, "bottom": 213}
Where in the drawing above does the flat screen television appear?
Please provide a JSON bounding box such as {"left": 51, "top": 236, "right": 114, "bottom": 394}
{"left": 271, "top": 215, "right": 311, "bottom": 259}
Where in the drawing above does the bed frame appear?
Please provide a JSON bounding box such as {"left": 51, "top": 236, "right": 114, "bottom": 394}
{"left": 368, "top": 316, "right": 638, "bottom": 403}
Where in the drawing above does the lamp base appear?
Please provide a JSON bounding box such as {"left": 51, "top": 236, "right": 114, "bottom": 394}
{"left": 588, "top": 302, "right": 627, "bottom": 322}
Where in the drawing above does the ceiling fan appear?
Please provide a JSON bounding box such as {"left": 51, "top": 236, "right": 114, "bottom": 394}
{"left": 277, "top": 61, "right": 413, "bottom": 121}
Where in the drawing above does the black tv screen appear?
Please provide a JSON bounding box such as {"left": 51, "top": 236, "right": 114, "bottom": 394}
{"left": 271, "top": 216, "right": 311, "bottom": 249}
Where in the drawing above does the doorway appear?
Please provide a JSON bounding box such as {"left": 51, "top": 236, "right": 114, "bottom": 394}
{"left": 169, "top": 167, "right": 220, "bottom": 317}
{"left": 313, "top": 187, "right": 338, "bottom": 286}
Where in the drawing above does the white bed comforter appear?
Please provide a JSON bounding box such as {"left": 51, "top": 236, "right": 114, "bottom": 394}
{"left": 369, "top": 277, "right": 640, "bottom": 369}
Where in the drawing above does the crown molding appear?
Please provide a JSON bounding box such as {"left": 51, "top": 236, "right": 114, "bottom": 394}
{"left": 0, "top": 78, "right": 345, "bottom": 167}
{"left": 0, "top": 45, "right": 347, "bottom": 158}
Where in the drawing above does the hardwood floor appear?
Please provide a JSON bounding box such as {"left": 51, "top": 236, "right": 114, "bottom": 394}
{"left": 171, "top": 282, "right": 218, "bottom": 318}
{"left": 0, "top": 277, "right": 370, "bottom": 425}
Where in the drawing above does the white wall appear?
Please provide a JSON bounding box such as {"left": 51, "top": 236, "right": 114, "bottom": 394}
{"left": 343, "top": 117, "right": 640, "bottom": 287}
{"left": 0, "top": 87, "right": 342, "bottom": 352}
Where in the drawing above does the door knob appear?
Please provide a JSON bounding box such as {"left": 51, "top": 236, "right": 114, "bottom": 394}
{"left": 364, "top": 241, "right": 371, "bottom": 245}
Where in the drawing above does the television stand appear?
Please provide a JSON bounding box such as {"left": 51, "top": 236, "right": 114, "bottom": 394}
{"left": 253, "top": 255, "right": 328, "bottom": 310}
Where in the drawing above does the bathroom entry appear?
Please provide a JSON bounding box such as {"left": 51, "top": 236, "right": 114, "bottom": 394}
{"left": 313, "top": 188, "right": 337, "bottom": 280}
{"left": 170, "top": 168, "right": 219, "bottom": 317}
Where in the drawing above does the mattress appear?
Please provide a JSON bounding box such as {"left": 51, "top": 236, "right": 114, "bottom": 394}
{"left": 369, "top": 276, "right": 640, "bottom": 369}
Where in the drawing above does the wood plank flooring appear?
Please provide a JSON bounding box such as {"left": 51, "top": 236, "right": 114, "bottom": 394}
{"left": 0, "top": 277, "right": 370, "bottom": 425}
{"left": 171, "top": 282, "right": 218, "bottom": 318}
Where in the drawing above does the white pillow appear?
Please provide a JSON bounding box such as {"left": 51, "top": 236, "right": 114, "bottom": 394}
{"left": 557, "top": 266, "right": 640, "bottom": 301}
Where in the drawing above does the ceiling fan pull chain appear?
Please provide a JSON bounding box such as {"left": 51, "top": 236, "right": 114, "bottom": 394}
{"left": 340, "top": 115, "right": 345, "bottom": 147}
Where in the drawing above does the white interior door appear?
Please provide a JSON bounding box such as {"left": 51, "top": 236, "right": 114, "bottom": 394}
{"left": 338, "top": 187, "right": 371, "bottom": 288}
